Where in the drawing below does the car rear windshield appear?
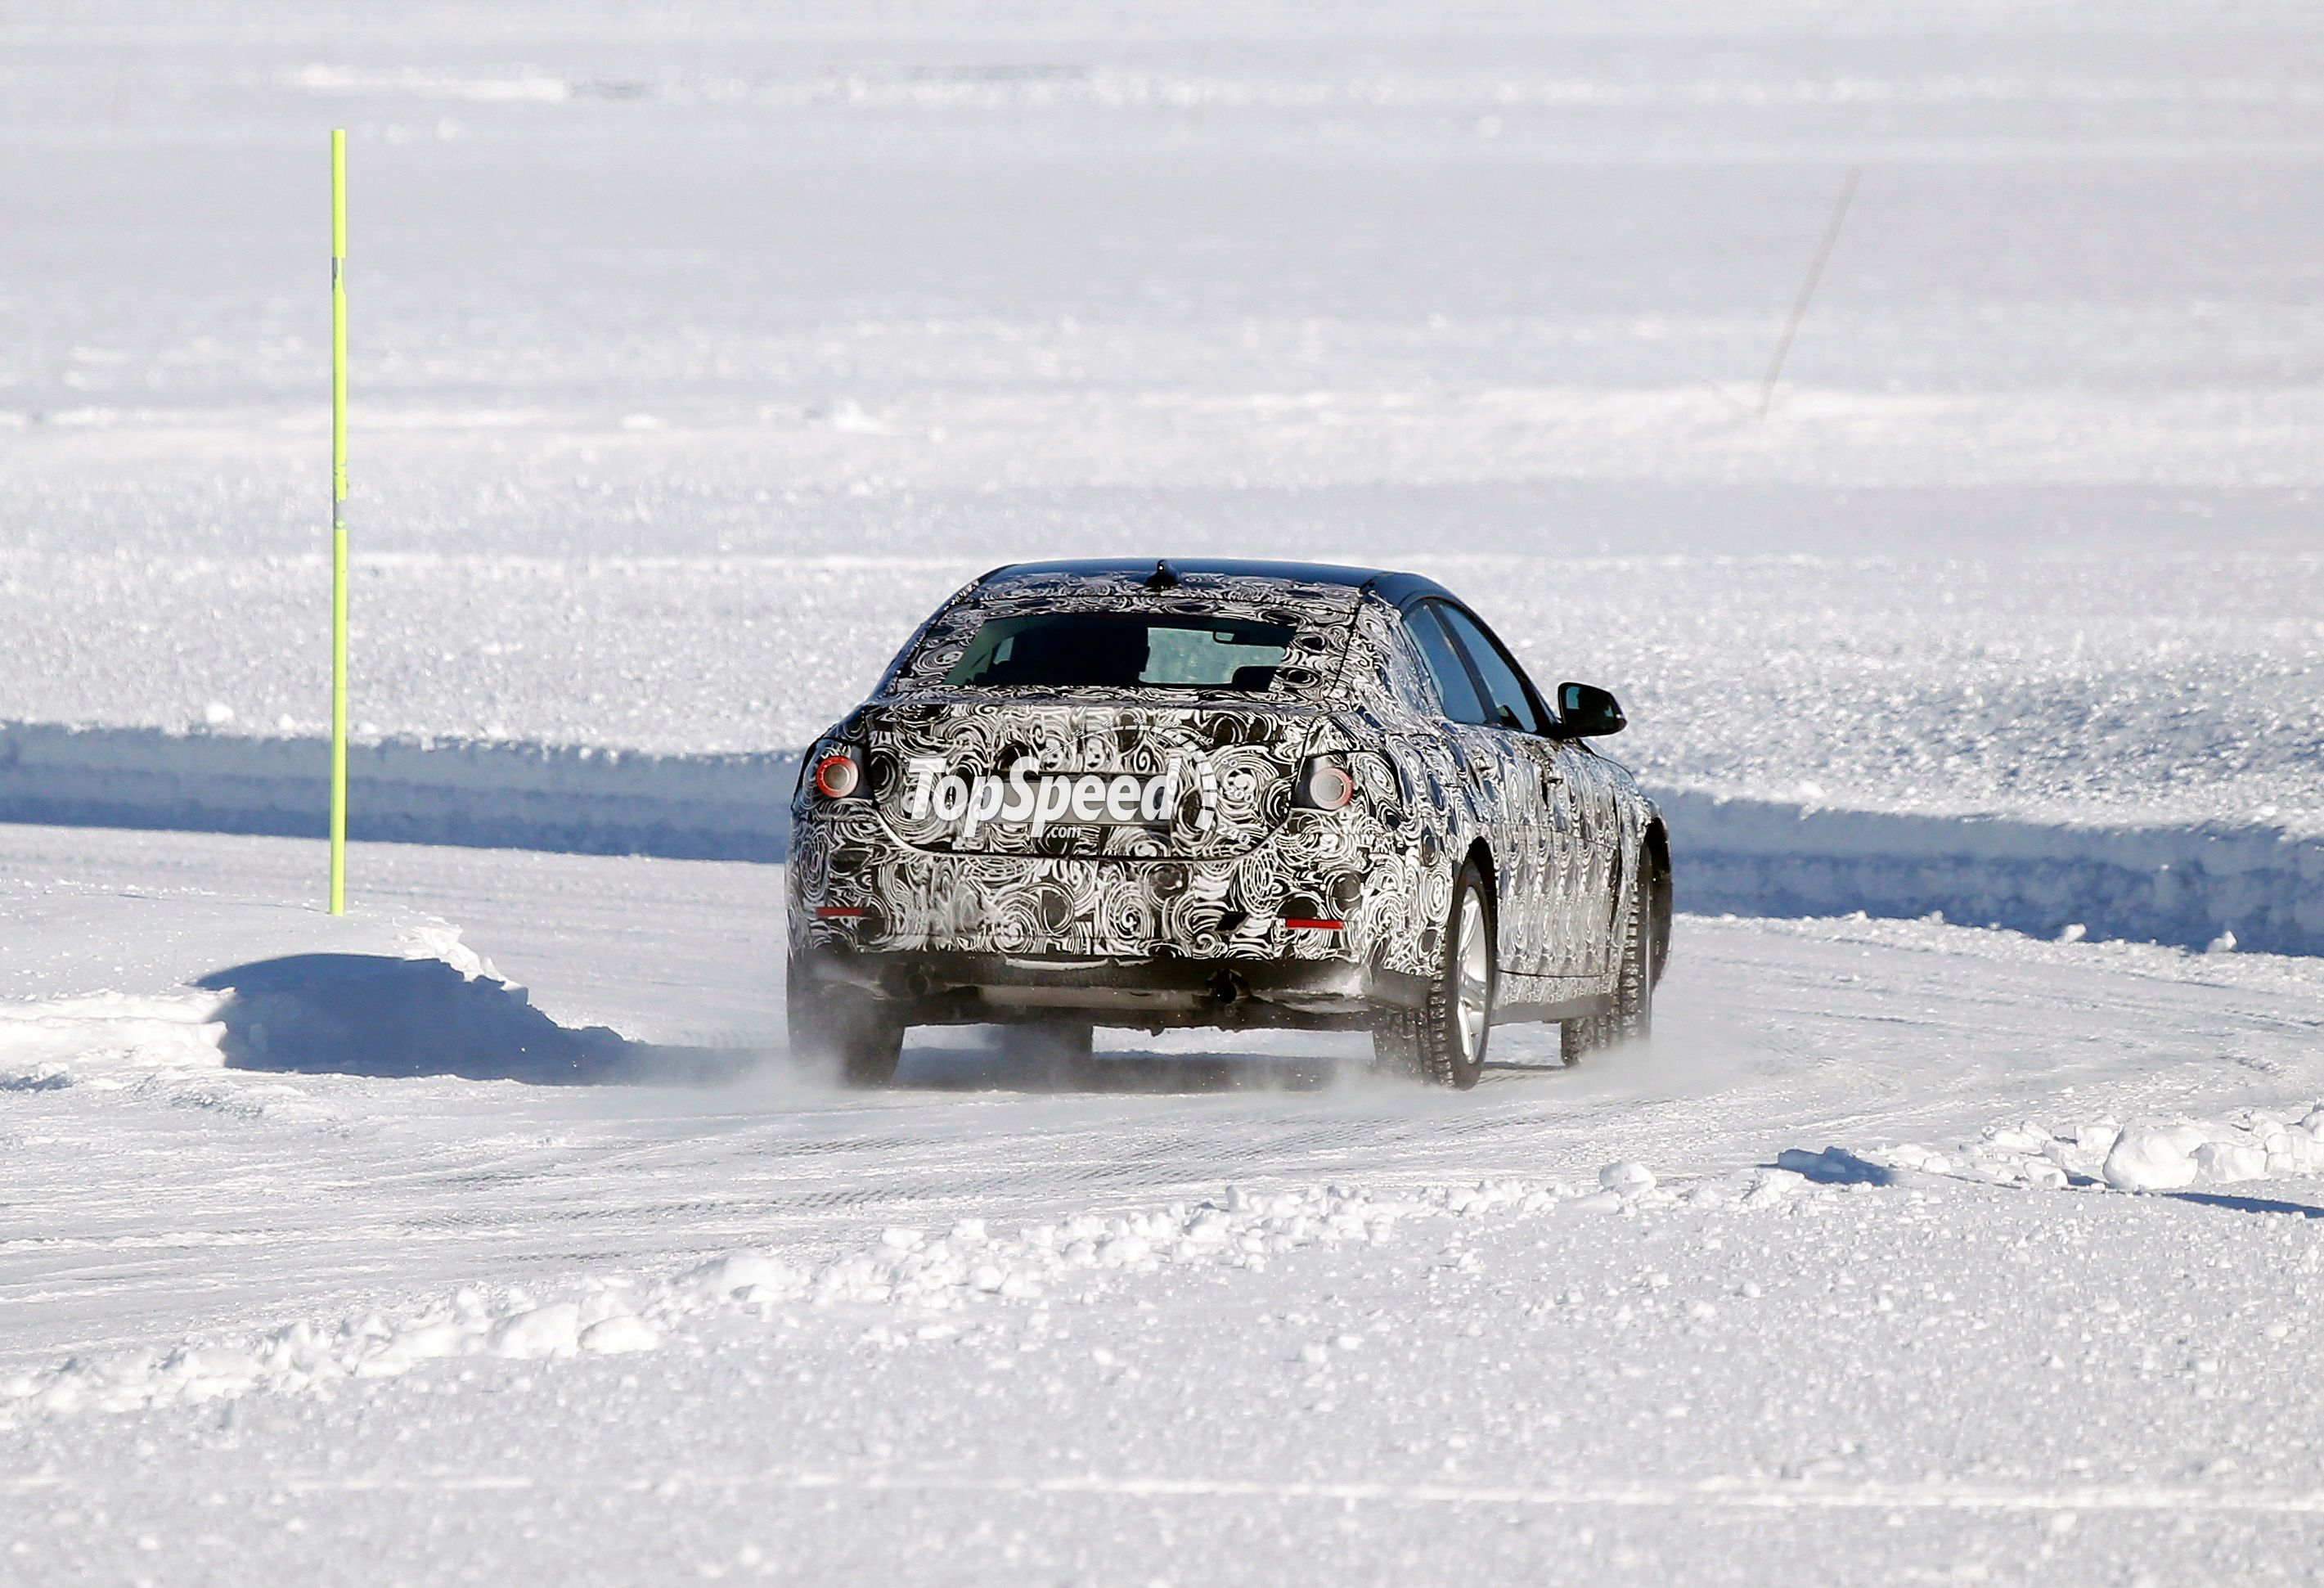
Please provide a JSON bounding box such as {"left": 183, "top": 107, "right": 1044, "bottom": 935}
{"left": 941, "top": 611, "right": 1297, "bottom": 691}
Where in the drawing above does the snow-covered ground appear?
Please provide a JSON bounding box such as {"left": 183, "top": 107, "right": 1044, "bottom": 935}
{"left": 8, "top": 1, "right": 2324, "bottom": 1580}
{"left": 4, "top": 1, "right": 2320, "bottom": 834}
{"left": 10, "top": 825, "right": 2324, "bottom": 1581}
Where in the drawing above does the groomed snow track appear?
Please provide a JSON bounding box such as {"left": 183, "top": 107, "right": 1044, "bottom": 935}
{"left": 2, "top": 722, "right": 2318, "bottom": 955}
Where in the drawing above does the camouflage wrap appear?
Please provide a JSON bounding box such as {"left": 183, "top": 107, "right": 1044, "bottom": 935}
{"left": 789, "top": 564, "right": 1658, "bottom": 1009}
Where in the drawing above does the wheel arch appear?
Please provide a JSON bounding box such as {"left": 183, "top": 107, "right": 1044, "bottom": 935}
{"left": 1462, "top": 837, "right": 1498, "bottom": 913}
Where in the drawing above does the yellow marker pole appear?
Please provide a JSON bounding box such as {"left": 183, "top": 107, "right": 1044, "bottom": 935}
{"left": 330, "top": 129, "right": 348, "bottom": 914}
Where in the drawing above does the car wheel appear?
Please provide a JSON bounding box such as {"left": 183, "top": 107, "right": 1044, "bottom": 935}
{"left": 1560, "top": 856, "right": 1655, "bottom": 1064}
{"left": 1374, "top": 858, "right": 1493, "bottom": 1090}
{"left": 787, "top": 954, "right": 903, "bottom": 1087}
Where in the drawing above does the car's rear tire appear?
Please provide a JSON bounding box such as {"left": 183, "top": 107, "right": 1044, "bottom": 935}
{"left": 787, "top": 954, "right": 904, "bottom": 1087}
{"left": 1373, "top": 858, "right": 1493, "bottom": 1090}
{"left": 1560, "top": 857, "right": 1655, "bottom": 1065}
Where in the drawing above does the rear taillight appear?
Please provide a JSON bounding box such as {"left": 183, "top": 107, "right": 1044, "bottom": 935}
{"left": 1292, "top": 753, "right": 1356, "bottom": 812}
{"left": 812, "top": 751, "right": 863, "bottom": 799}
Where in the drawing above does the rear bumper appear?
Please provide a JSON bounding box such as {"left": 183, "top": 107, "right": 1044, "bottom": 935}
{"left": 789, "top": 776, "right": 1436, "bottom": 969}
{"left": 795, "top": 944, "right": 1424, "bottom": 1032}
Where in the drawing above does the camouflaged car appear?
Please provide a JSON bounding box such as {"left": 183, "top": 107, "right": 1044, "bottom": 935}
{"left": 788, "top": 558, "right": 1670, "bottom": 1087}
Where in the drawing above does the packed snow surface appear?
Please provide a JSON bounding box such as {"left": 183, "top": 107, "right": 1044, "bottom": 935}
{"left": 10, "top": 825, "right": 2324, "bottom": 1581}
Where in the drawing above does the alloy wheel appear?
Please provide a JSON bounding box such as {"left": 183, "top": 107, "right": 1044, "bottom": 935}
{"left": 1455, "top": 889, "right": 1490, "bottom": 1060}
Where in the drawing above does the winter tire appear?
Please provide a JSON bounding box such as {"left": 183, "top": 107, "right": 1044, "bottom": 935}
{"left": 787, "top": 955, "right": 904, "bottom": 1087}
{"left": 1561, "top": 853, "right": 1655, "bottom": 1064}
{"left": 1373, "top": 857, "right": 1494, "bottom": 1089}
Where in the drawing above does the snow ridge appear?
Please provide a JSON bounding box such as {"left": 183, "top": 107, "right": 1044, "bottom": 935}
{"left": 1664, "top": 787, "right": 2324, "bottom": 957}
{"left": 0, "top": 990, "right": 227, "bottom": 1092}
{"left": 5, "top": 722, "right": 2322, "bottom": 953}
{"left": 1785, "top": 1102, "right": 2324, "bottom": 1197}
{"left": 42, "top": 1104, "right": 2308, "bottom": 1428}
{"left": 0, "top": 722, "right": 798, "bottom": 862}
{"left": 2, "top": 1175, "right": 1707, "bottom": 1420}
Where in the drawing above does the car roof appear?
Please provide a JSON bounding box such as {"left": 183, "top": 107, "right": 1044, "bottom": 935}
{"left": 976, "top": 558, "right": 1454, "bottom": 608}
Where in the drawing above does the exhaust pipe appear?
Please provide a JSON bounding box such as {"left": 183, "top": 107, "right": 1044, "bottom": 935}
{"left": 888, "top": 965, "right": 937, "bottom": 1001}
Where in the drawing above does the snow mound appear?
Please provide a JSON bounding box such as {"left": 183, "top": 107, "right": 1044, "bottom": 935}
{"left": 0, "top": 989, "right": 227, "bottom": 1087}
{"left": 0, "top": 922, "right": 530, "bottom": 1101}
{"left": 1598, "top": 1161, "right": 1657, "bottom": 1198}
{"left": 2101, "top": 1124, "right": 2208, "bottom": 1191}
{"left": 1830, "top": 1104, "right": 2324, "bottom": 1199}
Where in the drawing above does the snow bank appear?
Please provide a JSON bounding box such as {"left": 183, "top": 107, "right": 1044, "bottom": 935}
{"left": 0, "top": 984, "right": 366, "bottom": 1127}
{"left": 0, "top": 722, "right": 798, "bottom": 861}
{"left": 1662, "top": 787, "right": 2324, "bottom": 956}
{"left": 7, "top": 724, "right": 2322, "bottom": 955}
{"left": 0, "top": 918, "right": 520, "bottom": 1100}
{"left": 0, "top": 990, "right": 227, "bottom": 1090}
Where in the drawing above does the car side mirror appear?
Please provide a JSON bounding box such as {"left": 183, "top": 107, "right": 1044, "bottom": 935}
{"left": 1553, "top": 682, "right": 1626, "bottom": 739}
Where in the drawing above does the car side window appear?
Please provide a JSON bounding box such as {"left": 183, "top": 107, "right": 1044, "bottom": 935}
{"left": 1375, "top": 607, "right": 1441, "bottom": 716}
{"left": 1434, "top": 603, "right": 1545, "bottom": 735}
{"left": 1403, "top": 604, "right": 1491, "bottom": 727}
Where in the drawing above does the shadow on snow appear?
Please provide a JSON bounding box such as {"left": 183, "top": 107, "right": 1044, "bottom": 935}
{"left": 192, "top": 954, "right": 749, "bottom": 1086}
{"left": 892, "top": 1041, "right": 1342, "bottom": 1095}
{"left": 2156, "top": 1190, "right": 2324, "bottom": 1220}
{"left": 185, "top": 958, "right": 1541, "bottom": 1096}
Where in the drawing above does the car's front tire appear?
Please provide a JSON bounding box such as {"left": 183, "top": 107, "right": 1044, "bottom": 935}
{"left": 1373, "top": 857, "right": 1493, "bottom": 1090}
{"left": 787, "top": 955, "right": 904, "bottom": 1087}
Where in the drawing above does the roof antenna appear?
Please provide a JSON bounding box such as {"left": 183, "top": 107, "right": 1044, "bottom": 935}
{"left": 1756, "top": 168, "right": 1859, "bottom": 420}
{"left": 1144, "top": 558, "right": 1180, "bottom": 592}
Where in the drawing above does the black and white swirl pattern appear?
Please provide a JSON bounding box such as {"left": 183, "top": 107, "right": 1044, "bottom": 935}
{"left": 792, "top": 579, "right": 1625, "bottom": 990}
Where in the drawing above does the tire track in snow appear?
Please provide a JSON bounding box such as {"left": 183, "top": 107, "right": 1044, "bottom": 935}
{"left": 10, "top": 833, "right": 2324, "bottom": 1377}
{"left": 11, "top": 1465, "right": 2324, "bottom": 1518}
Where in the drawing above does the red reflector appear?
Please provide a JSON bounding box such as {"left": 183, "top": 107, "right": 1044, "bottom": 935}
{"left": 1308, "top": 766, "right": 1355, "bottom": 811}
{"left": 1282, "top": 917, "right": 1344, "bottom": 931}
{"left": 815, "top": 906, "right": 867, "bottom": 920}
{"left": 813, "top": 753, "right": 861, "bottom": 799}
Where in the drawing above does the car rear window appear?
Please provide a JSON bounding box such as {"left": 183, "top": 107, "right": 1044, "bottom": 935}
{"left": 942, "top": 612, "right": 1295, "bottom": 691}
